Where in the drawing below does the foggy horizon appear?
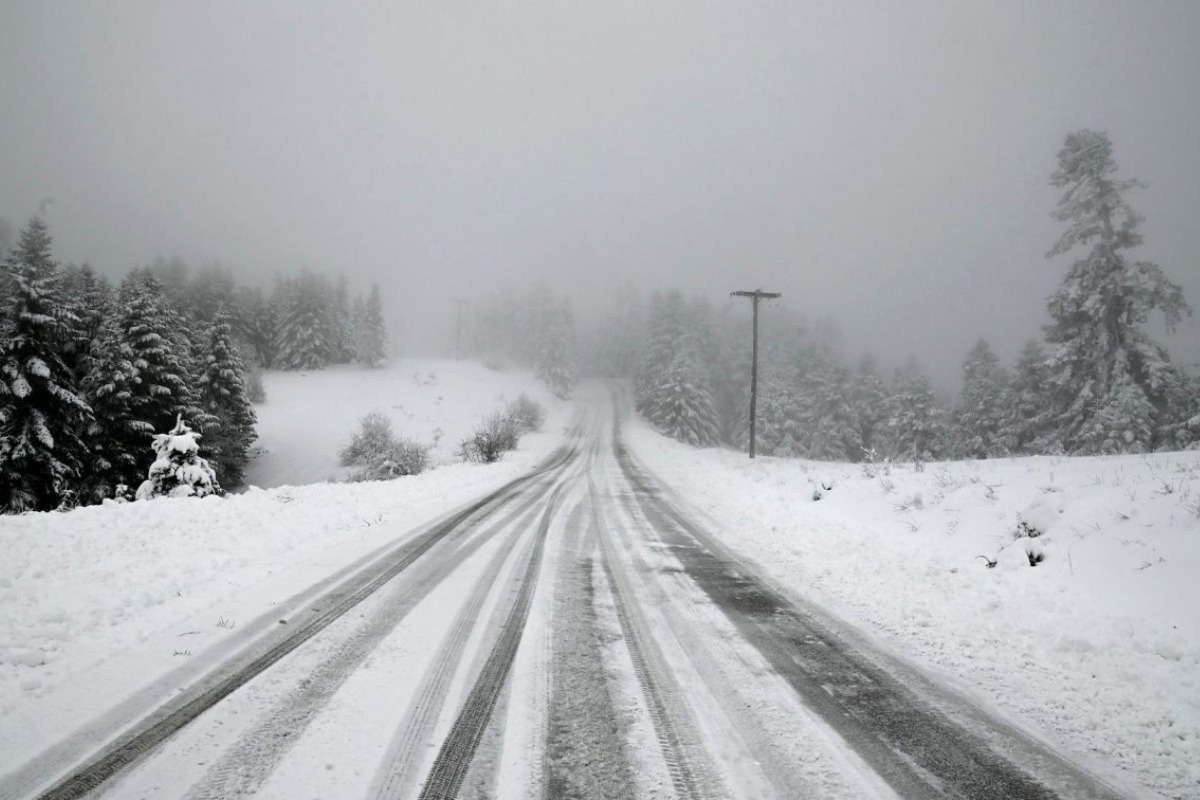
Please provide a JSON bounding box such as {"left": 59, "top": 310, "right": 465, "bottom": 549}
{"left": 3, "top": 1, "right": 1198, "bottom": 388}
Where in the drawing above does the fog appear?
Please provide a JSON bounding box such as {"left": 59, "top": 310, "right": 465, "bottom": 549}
{"left": 2, "top": 1, "right": 1198, "bottom": 386}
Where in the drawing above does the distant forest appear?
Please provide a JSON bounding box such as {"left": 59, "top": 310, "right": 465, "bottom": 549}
{"left": 0, "top": 217, "right": 387, "bottom": 513}
{"left": 574, "top": 131, "right": 1198, "bottom": 461}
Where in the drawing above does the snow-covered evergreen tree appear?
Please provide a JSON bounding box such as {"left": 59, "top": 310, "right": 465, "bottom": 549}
{"left": 1004, "top": 339, "right": 1056, "bottom": 454}
{"left": 82, "top": 276, "right": 211, "bottom": 500}
{"left": 0, "top": 217, "right": 93, "bottom": 512}
{"left": 851, "top": 353, "right": 890, "bottom": 458}
{"left": 953, "top": 339, "right": 1011, "bottom": 459}
{"left": 1042, "top": 129, "right": 1191, "bottom": 454}
{"left": 887, "top": 361, "right": 947, "bottom": 462}
{"left": 235, "top": 286, "right": 278, "bottom": 369}
{"left": 636, "top": 291, "right": 721, "bottom": 446}
{"left": 59, "top": 263, "right": 112, "bottom": 381}
{"left": 274, "top": 270, "right": 335, "bottom": 370}
{"left": 800, "top": 355, "right": 862, "bottom": 461}
{"left": 332, "top": 274, "right": 354, "bottom": 363}
{"left": 535, "top": 298, "right": 576, "bottom": 399}
{"left": 197, "top": 308, "right": 257, "bottom": 487}
{"left": 135, "top": 417, "right": 221, "bottom": 500}
{"left": 355, "top": 283, "right": 387, "bottom": 367}
{"left": 649, "top": 349, "right": 721, "bottom": 446}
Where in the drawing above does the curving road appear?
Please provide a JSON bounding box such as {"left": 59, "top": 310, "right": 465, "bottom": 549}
{"left": 3, "top": 387, "right": 1127, "bottom": 800}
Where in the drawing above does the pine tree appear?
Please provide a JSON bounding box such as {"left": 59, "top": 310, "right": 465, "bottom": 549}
{"left": 332, "top": 274, "right": 354, "bottom": 363}
{"left": 851, "top": 353, "right": 889, "bottom": 459}
{"left": 1004, "top": 339, "right": 1056, "bottom": 454}
{"left": 649, "top": 349, "right": 721, "bottom": 446}
{"left": 355, "top": 283, "right": 387, "bottom": 367}
{"left": 135, "top": 417, "right": 221, "bottom": 500}
{"left": 535, "top": 297, "right": 576, "bottom": 399}
{"left": 59, "top": 263, "right": 112, "bottom": 381}
{"left": 1042, "top": 130, "right": 1191, "bottom": 454}
{"left": 0, "top": 217, "right": 94, "bottom": 512}
{"left": 274, "top": 270, "right": 335, "bottom": 370}
{"left": 801, "top": 357, "right": 862, "bottom": 461}
{"left": 197, "top": 308, "right": 258, "bottom": 487}
{"left": 887, "top": 361, "right": 946, "bottom": 462}
{"left": 636, "top": 291, "right": 721, "bottom": 446}
{"left": 81, "top": 276, "right": 210, "bottom": 499}
{"left": 954, "top": 339, "right": 1011, "bottom": 459}
{"left": 234, "top": 286, "right": 278, "bottom": 369}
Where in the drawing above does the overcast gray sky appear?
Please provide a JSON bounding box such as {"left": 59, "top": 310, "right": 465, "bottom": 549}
{"left": 2, "top": 1, "right": 1197, "bottom": 385}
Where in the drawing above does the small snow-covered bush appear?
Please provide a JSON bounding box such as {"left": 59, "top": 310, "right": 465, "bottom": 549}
{"left": 339, "top": 411, "right": 429, "bottom": 481}
{"left": 505, "top": 393, "right": 545, "bottom": 433}
{"left": 460, "top": 411, "right": 521, "bottom": 464}
{"left": 348, "top": 437, "right": 429, "bottom": 482}
{"left": 340, "top": 412, "right": 395, "bottom": 467}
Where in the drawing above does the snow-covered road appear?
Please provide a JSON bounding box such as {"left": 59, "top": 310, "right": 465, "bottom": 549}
{"left": 5, "top": 389, "right": 1131, "bottom": 799}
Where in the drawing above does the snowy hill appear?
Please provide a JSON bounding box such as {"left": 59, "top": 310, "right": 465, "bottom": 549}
{"left": 246, "top": 359, "right": 564, "bottom": 488}
{"left": 625, "top": 419, "right": 1200, "bottom": 798}
{"left": 0, "top": 360, "right": 567, "bottom": 772}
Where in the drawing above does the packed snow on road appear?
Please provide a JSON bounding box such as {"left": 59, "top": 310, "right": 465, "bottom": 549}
{"left": 0, "top": 360, "right": 1196, "bottom": 798}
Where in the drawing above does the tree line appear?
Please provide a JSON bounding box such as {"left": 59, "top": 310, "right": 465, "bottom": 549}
{"left": 466, "top": 282, "right": 578, "bottom": 400}
{"left": 0, "top": 220, "right": 389, "bottom": 513}
{"left": 595, "top": 131, "right": 1198, "bottom": 460}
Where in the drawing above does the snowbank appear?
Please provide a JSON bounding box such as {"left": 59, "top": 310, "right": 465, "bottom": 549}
{"left": 625, "top": 419, "right": 1200, "bottom": 798}
{"left": 0, "top": 360, "right": 567, "bottom": 770}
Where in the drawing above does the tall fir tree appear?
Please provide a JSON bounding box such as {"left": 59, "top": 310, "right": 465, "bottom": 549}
{"left": 81, "top": 276, "right": 211, "bottom": 499}
{"left": 274, "top": 270, "right": 335, "bottom": 371}
{"left": 534, "top": 297, "right": 576, "bottom": 399}
{"left": 1004, "top": 339, "right": 1056, "bottom": 454}
{"left": 0, "top": 217, "right": 94, "bottom": 512}
{"left": 887, "top": 361, "right": 947, "bottom": 462}
{"left": 851, "top": 353, "right": 890, "bottom": 458}
{"left": 1042, "top": 130, "right": 1191, "bottom": 454}
{"left": 355, "top": 283, "right": 387, "bottom": 367}
{"left": 196, "top": 308, "right": 258, "bottom": 487}
{"left": 59, "top": 263, "right": 112, "bottom": 381}
{"left": 235, "top": 286, "right": 278, "bottom": 369}
{"left": 954, "top": 339, "right": 1011, "bottom": 458}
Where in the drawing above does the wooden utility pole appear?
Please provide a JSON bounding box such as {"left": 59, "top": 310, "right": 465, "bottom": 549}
{"left": 731, "top": 289, "right": 781, "bottom": 458}
{"left": 453, "top": 299, "right": 468, "bottom": 360}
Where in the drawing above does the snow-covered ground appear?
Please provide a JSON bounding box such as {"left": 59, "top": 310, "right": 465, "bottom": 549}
{"left": 2, "top": 365, "right": 1198, "bottom": 797}
{"left": 625, "top": 419, "right": 1200, "bottom": 799}
{"left": 246, "top": 359, "right": 564, "bottom": 488}
{"left": 0, "top": 359, "right": 567, "bottom": 773}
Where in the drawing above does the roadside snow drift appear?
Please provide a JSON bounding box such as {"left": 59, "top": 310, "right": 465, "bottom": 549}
{"left": 626, "top": 419, "right": 1200, "bottom": 799}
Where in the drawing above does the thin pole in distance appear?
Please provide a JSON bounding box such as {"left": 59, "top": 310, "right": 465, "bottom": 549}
{"left": 730, "top": 290, "right": 781, "bottom": 459}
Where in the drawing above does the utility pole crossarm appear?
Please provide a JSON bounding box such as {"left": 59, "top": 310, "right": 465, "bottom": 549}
{"left": 731, "top": 289, "right": 781, "bottom": 459}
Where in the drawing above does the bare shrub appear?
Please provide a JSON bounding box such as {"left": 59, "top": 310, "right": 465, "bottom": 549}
{"left": 460, "top": 412, "right": 521, "bottom": 464}
{"left": 506, "top": 393, "right": 546, "bottom": 433}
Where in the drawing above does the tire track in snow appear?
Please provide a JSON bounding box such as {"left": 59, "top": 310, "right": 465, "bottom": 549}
{"left": 541, "top": 496, "right": 637, "bottom": 800}
{"left": 16, "top": 442, "right": 579, "bottom": 800}
{"left": 183, "top": 489, "right": 555, "bottom": 800}
{"left": 589, "top": 472, "right": 727, "bottom": 800}
{"left": 416, "top": 483, "right": 566, "bottom": 800}
{"left": 367, "top": 502, "right": 544, "bottom": 800}
{"left": 608, "top": 395, "right": 1123, "bottom": 800}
